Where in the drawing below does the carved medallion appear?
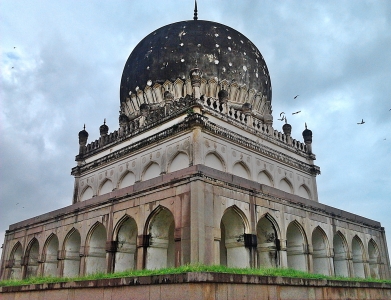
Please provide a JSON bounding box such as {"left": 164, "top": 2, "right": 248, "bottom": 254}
{"left": 156, "top": 151, "right": 161, "bottom": 158}
{"left": 132, "top": 161, "right": 136, "bottom": 168}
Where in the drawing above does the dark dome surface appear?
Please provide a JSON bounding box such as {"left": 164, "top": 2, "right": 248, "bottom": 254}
{"left": 120, "top": 20, "right": 271, "bottom": 103}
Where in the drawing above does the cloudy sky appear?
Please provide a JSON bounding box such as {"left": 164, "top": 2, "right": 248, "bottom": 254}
{"left": 1, "top": 0, "right": 390, "bottom": 256}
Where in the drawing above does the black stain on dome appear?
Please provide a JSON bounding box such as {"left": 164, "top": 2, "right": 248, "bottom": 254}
{"left": 120, "top": 20, "right": 271, "bottom": 103}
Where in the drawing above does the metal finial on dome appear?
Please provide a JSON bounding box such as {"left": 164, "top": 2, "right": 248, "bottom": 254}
{"left": 194, "top": 0, "right": 198, "bottom": 20}
{"left": 104, "top": 118, "right": 106, "bottom": 125}
{"left": 305, "top": 122, "right": 307, "bottom": 129}
{"left": 83, "top": 124, "right": 86, "bottom": 130}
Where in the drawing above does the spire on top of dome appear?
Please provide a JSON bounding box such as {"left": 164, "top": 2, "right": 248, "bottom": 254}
{"left": 194, "top": 0, "right": 198, "bottom": 20}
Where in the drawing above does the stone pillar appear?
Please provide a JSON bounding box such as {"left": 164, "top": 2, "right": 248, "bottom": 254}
{"left": 218, "top": 90, "right": 229, "bottom": 114}
{"left": 105, "top": 241, "right": 117, "bottom": 273}
{"left": 279, "top": 239, "right": 288, "bottom": 268}
{"left": 136, "top": 234, "right": 150, "bottom": 270}
{"left": 119, "top": 114, "right": 129, "bottom": 137}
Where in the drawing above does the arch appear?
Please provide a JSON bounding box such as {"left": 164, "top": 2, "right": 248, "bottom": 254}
{"left": 352, "top": 236, "right": 366, "bottom": 278}
{"left": 298, "top": 184, "right": 311, "bottom": 199}
{"left": 113, "top": 215, "right": 138, "bottom": 272}
{"left": 25, "top": 238, "right": 39, "bottom": 278}
{"left": 286, "top": 220, "right": 308, "bottom": 272}
{"left": 99, "top": 179, "right": 113, "bottom": 196}
{"left": 63, "top": 228, "right": 81, "bottom": 277}
{"left": 257, "top": 170, "right": 273, "bottom": 187}
{"left": 143, "top": 162, "right": 161, "bottom": 181}
{"left": 205, "top": 152, "right": 225, "bottom": 172}
{"left": 368, "top": 239, "right": 380, "bottom": 278}
{"left": 8, "top": 242, "right": 23, "bottom": 279}
{"left": 279, "top": 178, "right": 293, "bottom": 194}
{"left": 43, "top": 234, "right": 59, "bottom": 277}
{"left": 257, "top": 213, "right": 279, "bottom": 267}
{"left": 232, "top": 162, "right": 250, "bottom": 180}
{"left": 169, "top": 152, "right": 190, "bottom": 173}
{"left": 220, "top": 205, "right": 250, "bottom": 268}
{"left": 333, "top": 232, "right": 349, "bottom": 277}
{"left": 85, "top": 222, "right": 107, "bottom": 275}
{"left": 80, "top": 186, "right": 93, "bottom": 201}
{"left": 311, "top": 226, "right": 330, "bottom": 275}
{"left": 145, "top": 206, "right": 175, "bottom": 269}
{"left": 118, "top": 171, "right": 136, "bottom": 189}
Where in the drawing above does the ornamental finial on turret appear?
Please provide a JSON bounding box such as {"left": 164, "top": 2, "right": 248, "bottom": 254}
{"left": 194, "top": 0, "right": 198, "bottom": 20}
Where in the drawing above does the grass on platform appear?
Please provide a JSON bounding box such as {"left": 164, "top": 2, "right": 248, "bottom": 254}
{"left": 1, "top": 264, "right": 391, "bottom": 287}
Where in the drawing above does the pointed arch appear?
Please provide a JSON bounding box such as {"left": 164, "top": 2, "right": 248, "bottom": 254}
{"left": 298, "top": 184, "right": 311, "bottom": 199}
{"left": 352, "top": 235, "right": 366, "bottom": 278}
{"left": 85, "top": 222, "right": 107, "bottom": 275}
{"left": 232, "top": 161, "right": 250, "bottom": 180}
{"left": 333, "top": 231, "right": 349, "bottom": 277}
{"left": 113, "top": 215, "right": 138, "bottom": 272}
{"left": 205, "top": 151, "right": 225, "bottom": 172}
{"left": 257, "top": 213, "right": 280, "bottom": 267}
{"left": 143, "top": 162, "right": 161, "bottom": 181}
{"left": 168, "top": 151, "right": 190, "bottom": 173}
{"left": 118, "top": 171, "right": 136, "bottom": 189}
{"left": 312, "top": 226, "right": 330, "bottom": 275}
{"left": 368, "top": 239, "right": 380, "bottom": 278}
{"left": 99, "top": 179, "right": 113, "bottom": 195}
{"left": 279, "top": 178, "right": 293, "bottom": 194}
{"left": 42, "top": 233, "right": 59, "bottom": 277}
{"left": 145, "top": 205, "right": 175, "bottom": 269}
{"left": 286, "top": 220, "right": 308, "bottom": 272}
{"left": 25, "top": 238, "right": 39, "bottom": 278}
{"left": 80, "top": 185, "right": 93, "bottom": 201}
{"left": 220, "top": 205, "right": 250, "bottom": 268}
{"left": 258, "top": 170, "right": 273, "bottom": 187}
{"left": 8, "top": 242, "right": 23, "bottom": 279}
{"left": 63, "top": 228, "right": 81, "bottom": 278}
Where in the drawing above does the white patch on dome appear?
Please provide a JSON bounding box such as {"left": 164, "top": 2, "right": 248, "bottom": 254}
{"left": 147, "top": 80, "right": 152, "bottom": 86}
{"left": 206, "top": 54, "right": 214, "bottom": 62}
{"left": 180, "top": 43, "right": 184, "bottom": 46}
{"left": 256, "top": 73, "right": 259, "bottom": 78}
{"left": 215, "top": 33, "right": 219, "bottom": 37}
{"left": 165, "top": 36, "right": 168, "bottom": 39}
{"left": 129, "top": 91, "right": 132, "bottom": 95}
{"left": 240, "top": 40, "right": 244, "bottom": 44}
{"left": 216, "top": 44, "right": 219, "bottom": 47}
{"left": 135, "top": 86, "right": 139, "bottom": 91}
{"left": 243, "top": 66, "right": 247, "bottom": 71}
{"left": 229, "top": 62, "right": 232, "bottom": 66}
{"left": 256, "top": 59, "right": 258, "bottom": 63}
{"left": 222, "top": 67, "right": 226, "bottom": 72}
{"left": 228, "top": 47, "right": 231, "bottom": 51}
{"left": 197, "top": 44, "right": 201, "bottom": 47}
{"left": 244, "top": 52, "right": 246, "bottom": 55}
{"left": 147, "top": 66, "right": 150, "bottom": 70}
{"left": 228, "top": 36, "right": 231, "bottom": 39}
{"left": 181, "top": 58, "right": 185, "bottom": 62}
{"left": 214, "top": 60, "right": 219, "bottom": 64}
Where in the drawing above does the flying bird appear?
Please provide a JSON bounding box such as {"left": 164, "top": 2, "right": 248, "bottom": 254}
{"left": 357, "top": 119, "right": 365, "bottom": 125}
{"left": 280, "top": 112, "right": 285, "bottom": 117}
{"left": 277, "top": 116, "right": 286, "bottom": 121}
{"left": 14, "top": 47, "right": 16, "bottom": 49}
{"left": 292, "top": 111, "right": 301, "bottom": 115}
{"left": 293, "top": 95, "right": 299, "bottom": 99}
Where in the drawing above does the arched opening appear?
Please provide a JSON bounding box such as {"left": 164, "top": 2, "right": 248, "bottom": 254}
{"left": 205, "top": 152, "right": 224, "bottom": 171}
{"left": 298, "top": 185, "right": 311, "bottom": 199}
{"left": 119, "top": 171, "right": 136, "bottom": 189}
{"left": 80, "top": 186, "right": 93, "bottom": 201}
{"left": 279, "top": 178, "right": 293, "bottom": 194}
{"left": 114, "top": 216, "right": 138, "bottom": 272}
{"left": 43, "top": 234, "right": 59, "bottom": 277}
{"left": 169, "top": 152, "right": 190, "bottom": 173}
{"left": 8, "top": 243, "right": 23, "bottom": 279}
{"left": 256, "top": 215, "right": 278, "bottom": 267}
{"left": 63, "top": 229, "right": 81, "bottom": 277}
{"left": 99, "top": 179, "right": 113, "bottom": 195}
{"left": 143, "top": 162, "right": 160, "bottom": 181}
{"left": 333, "top": 232, "right": 349, "bottom": 277}
{"left": 25, "top": 238, "right": 39, "bottom": 278}
{"left": 145, "top": 207, "right": 175, "bottom": 270}
{"left": 232, "top": 162, "right": 249, "bottom": 179}
{"left": 258, "top": 171, "right": 273, "bottom": 186}
{"left": 311, "top": 227, "right": 330, "bottom": 275}
{"left": 220, "top": 207, "right": 249, "bottom": 268}
{"left": 368, "top": 239, "right": 380, "bottom": 278}
{"left": 85, "top": 223, "right": 107, "bottom": 275}
{"left": 286, "top": 221, "right": 307, "bottom": 272}
{"left": 352, "top": 236, "right": 365, "bottom": 278}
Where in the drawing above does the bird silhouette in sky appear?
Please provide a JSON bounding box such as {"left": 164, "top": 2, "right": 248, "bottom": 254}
{"left": 292, "top": 111, "right": 301, "bottom": 115}
{"left": 357, "top": 119, "right": 365, "bottom": 124}
{"left": 278, "top": 116, "right": 286, "bottom": 121}
{"left": 294, "top": 95, "right": 299, "bottom": 99}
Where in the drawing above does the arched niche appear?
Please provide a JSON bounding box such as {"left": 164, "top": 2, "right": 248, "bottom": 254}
{"left": 99, "top": 179, "right": 113, "bottom": 195}
{"left": 368, "top": 239, "right": 380, "bottom": 278}
{"left": 257, "top": 214, "right": 279, "bottom": 267}
{"left": 258, "top": 171, "right": 273, "bottom": 187}
{"left": 43, "top": 234, "right": 59, "bottom": 277}
{"left": 85, "top": 222, "right": 107, "bottom": 275}
{"left": 232, "top": 162, "right": 250, "bottom": 179}
{"left": 119, "top": 171, "right": 136, "bottom": 189}
{"left": 220, "top": 206, "right": 250, "bottom": 268}
{"left": 286, "top": 221, "right": 308, "bottom": 272}
{"left": 63, "top": 229, "right": 81, "bottom": 278}
{"left": 114, "top": 216, "right": 138, "bottom": 272}
{"left": 80, "top": 186, "right": 93, "bottom": 202}
{"left": 298, "top": 185, "right": 311, "bottom": 199}
{"left": 279, "top": 178, "right": 293, "bottom": 194}
{"left": 143, "top": 162, "right": 161, "bottom": 181}
{"left": 311, "top": 227, "right": 330, "bottom": 275}
{"left": 169, "top": 152, "right": 190, "bottom": 173}
{"left": 25, "top": 238, "right": 39, "bottom": 278}
{"left": 333, "top": 232, "right": 349, "bottom": 277}
{"left": 205, "top": 152, "right": 224, "bottom": 172}
{"left": 145, "top": 207, "right": 175, "bottom": 270}
{"left": 352, "top": 236, "right": 366, "bottom": 278}
{"left": 8, "top": 242, "right": 23, "bottom": 279}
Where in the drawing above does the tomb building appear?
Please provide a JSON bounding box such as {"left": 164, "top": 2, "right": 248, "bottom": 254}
{"left": 1, "top": 11, "right": 390, "bottom": 280}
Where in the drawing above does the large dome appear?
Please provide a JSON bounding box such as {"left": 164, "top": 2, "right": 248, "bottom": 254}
{"left": 120, "top": 20, "right": 271, "bottom": 104}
